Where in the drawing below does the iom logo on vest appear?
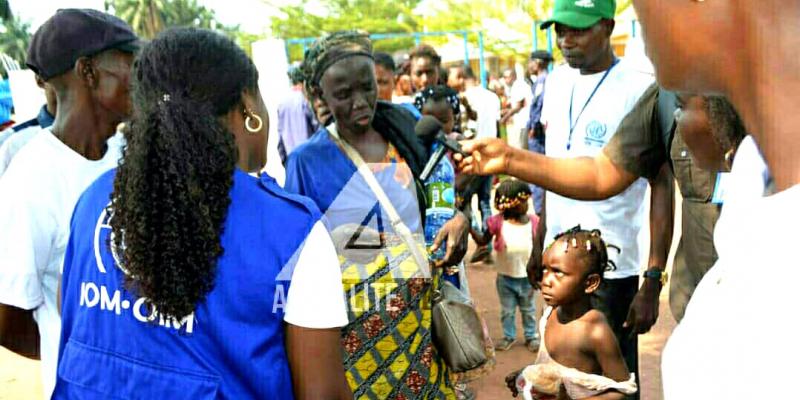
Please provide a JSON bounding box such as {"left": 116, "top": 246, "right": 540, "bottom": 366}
{"left": 79, "top": 205, "right": 195, "bottom": 334}
{"left": 584, "top": 121, "right": 608, "bottom": 147}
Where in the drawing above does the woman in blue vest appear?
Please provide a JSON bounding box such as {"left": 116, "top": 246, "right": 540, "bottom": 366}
{"left": 54, "top": 28, "right": 351, "bottom": 399}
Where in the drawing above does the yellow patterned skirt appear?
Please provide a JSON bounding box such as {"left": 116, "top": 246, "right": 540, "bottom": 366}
{"left": 339, "top": 239, "right": 456, "bottom": 400}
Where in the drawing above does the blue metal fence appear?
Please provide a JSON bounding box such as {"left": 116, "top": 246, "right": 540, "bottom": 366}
{"left": 285, "top": 30, "right": 488, "bottom": 88}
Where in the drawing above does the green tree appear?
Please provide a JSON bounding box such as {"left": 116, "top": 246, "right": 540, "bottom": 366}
{"left": 0, "top": 14, "right": 31, "bottom": 68}
{"left": 105, "top": 0, "right": 168, "bottom": 39}
{"left": 165, "top": 0, "right": 218, "bottom": 29}
{"left": 420, "top": 0, "right": 634, "bottom": 64}
{"left": 105, "top": 0, "right": 264, "bottom": 55}
{"left": 270, "top": 0, "right": 422, "bottom": 61}
{"left": 105, "top": 0, "right": 228, "bottom": 39}
{"left": 1, "top": 0, "right": 11, "bottom": 22}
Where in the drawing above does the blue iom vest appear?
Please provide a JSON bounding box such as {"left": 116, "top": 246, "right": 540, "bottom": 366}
{"left": 54, "top": 169, "right": 322, "bottom": 399}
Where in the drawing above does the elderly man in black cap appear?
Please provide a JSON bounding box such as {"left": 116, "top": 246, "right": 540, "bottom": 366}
{"left": 0, "top": 9, "right": 138, "bottom": 399}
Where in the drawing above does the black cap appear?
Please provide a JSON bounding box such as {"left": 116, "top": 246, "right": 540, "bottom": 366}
{"left": 26, "top": 9, "right": 139, "bottom": 81}
{"left": 530, "top": 50, "right": 554, "bottom": 62}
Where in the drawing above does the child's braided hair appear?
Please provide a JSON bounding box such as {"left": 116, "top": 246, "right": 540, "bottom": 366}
{"left": 528, "top": 225, "right": 621, "bottom": 282}
{"left": 494, "top": 179, "right": 531, "bottom": 217}
{"left": 550, "top": 225, "right": 620, "bottom": 281}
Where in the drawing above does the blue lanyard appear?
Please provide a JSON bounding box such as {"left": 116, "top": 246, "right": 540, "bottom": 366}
{"left": 567, "top": 58, "right": 619, "bottom": 150}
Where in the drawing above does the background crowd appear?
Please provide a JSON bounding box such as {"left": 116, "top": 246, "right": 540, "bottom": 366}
{"left": 0, "top": 0, "right": 795, "bottom": 399}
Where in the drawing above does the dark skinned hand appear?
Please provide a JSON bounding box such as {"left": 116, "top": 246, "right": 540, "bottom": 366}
{"left": 505, "top": 368, "right": 559, "bottom": 400}
{"left": 505, "top": 368, "right": 523, "bottom": 397}
{"left": 453, "top": 138, "right": 512, "bottom": 176}
{"left": 624, "top": 278, "right": 661, "bottom": 334}
{"left": 431, "top": 210, "right": 469, "bottom": 268}
{"left": 526, "top": 243, "right": 544, "bottom": 291}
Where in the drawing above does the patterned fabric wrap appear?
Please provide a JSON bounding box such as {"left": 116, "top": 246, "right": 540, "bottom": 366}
{"left": 339, "top": 233, "right": 456, "bottom": 400}
{"left": 299, "top": 30, "right": 373, "bottom": 96}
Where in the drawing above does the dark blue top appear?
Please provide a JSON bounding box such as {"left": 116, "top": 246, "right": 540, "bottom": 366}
{"left": 526, "top": 73, "right": 548, "bottom": 144}
{"left": 397, "top": 102, "right": 422, "bottom": 120}
{"left": 12, "top": 105, "right": 55, "bottom": 132}
{"left": 54, "top": 169, "right": 321, "bottom": 399}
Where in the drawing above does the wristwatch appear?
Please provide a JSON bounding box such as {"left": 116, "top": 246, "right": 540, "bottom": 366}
{"left": 643, "top": 268, "right": 668, "bottom": 286}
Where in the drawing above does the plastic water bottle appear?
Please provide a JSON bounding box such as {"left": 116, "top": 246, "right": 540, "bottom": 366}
{"left": 424, "top": 143, "right": 456, "bottom": 262}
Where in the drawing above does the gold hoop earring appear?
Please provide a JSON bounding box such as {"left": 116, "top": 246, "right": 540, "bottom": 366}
{"left": 245, "top": 113, "right": 263, "bottom": 133}
{"left": 724, "top": 148, "right": 735, "bottom": 170}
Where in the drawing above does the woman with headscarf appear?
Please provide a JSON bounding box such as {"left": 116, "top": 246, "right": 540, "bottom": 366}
{"left": 284, "top": 31, "right": 469, "bottom": 399}
{"left": 631, "top": 1, "right": 800, "bottom": 398}
{"left": 54, "top": 28, "right": 351, "bottom": 399}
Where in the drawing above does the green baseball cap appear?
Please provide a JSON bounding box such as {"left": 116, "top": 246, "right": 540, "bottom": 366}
{"left": 540, "top": 0, "right": 616, "bottom": 30}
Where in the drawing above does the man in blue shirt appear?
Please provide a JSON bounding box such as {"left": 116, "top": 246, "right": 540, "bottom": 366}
{"left": 525, "top": 50, "right": 553, "bottom": 216}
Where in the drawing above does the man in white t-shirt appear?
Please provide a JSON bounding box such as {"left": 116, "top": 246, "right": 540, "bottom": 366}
{"left": 456, "top": 66, "right": 500, "bottom": 140}
{"left": 0, "top": 9, "right": 138, "bottom": 399}
{"left": 535, "top": 2, "right": 654, "bottom": 396}
{"left": 500, "top": 68, "right": 532, "bottom": 150}
{"left": 449, "top": 65, "right": 500, "bottom": 258}
{"left": 661, "top": 135, "right": 783, "bottom": 399}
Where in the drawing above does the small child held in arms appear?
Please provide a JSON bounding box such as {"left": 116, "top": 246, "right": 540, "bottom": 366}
{"left": 507, "top": 226, "right": 637, "bottom": 400}
{"left": 414, "top": 85, "right": 465, "bottom": 288}
{"left": 471, "top": 179, "right": 540, "bottom": 352}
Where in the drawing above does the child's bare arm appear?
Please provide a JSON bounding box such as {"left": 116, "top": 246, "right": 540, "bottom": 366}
{"left": 583, "top": 320, "right": 633, "bottom": 400}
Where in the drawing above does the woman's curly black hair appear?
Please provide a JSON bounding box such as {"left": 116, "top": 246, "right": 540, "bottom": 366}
{"left": 111, "top": 27, "right": 258, "bottom": 319}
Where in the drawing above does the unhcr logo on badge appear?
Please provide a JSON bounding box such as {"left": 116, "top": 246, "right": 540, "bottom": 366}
{"left": 575, "top": 0, "right": 595, "bottom": 8}
{"left": 584, "top": 121, "right": 608, "bottom": 147}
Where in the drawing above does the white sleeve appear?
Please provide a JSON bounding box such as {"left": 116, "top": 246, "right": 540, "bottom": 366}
{"left": 512, "top": 82, "right": 528, "bottom": 103}
{"left": 540, "top": 79, "right": 554, "bottom": 128}
{"left": 284, "top": 221, "right": 349, "bottom": 329}
{"left": 0, "top": 168, "right": 53, "bottom": 310}
{"left": 491, "top": 93, "right": 502, "bottom": 120}
{"left": 0, "top": 134, "right": 19, "bottom": 177}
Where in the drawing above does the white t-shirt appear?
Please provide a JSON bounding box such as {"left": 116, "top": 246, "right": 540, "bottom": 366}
{"left": 662, "top": 138, "right": 796, "bottom": 399}
{"left": 283, "top": 220, "right": 349, "bottom": 328}
{"left": 0, "top": 126, "right": 43, "bottom": 177}
{"left": 509, "top": 79, "right": 533, "bottom": 134}
{"left": 495, "top": 220, "right": 534, "bottom": 278}
{"left": 464, "top": 85, "right": 501, "bottom": 140}
{"left": 541, "top": 60, "right": 654, "bottom": 279}
{"left": 392, "top": 95, "right": 413, "bottom": 104}
{"left": 0, "top": 129, "right": 124, "bottom": 399}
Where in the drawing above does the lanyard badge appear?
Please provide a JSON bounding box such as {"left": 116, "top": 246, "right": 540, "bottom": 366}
{"left": 567, "top": 58, "right": 620, "bottom": 151}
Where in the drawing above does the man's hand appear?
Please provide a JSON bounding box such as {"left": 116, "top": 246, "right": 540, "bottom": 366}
{"left": 624, "top": 278, "right": 661, "bottom": 334}
{"left": 528, "top": 128, "right": 535, "bottom": 139}
{"left": 431, "top": 211, "right": 469, "bottom": 268}
{"left": 453, "top": 138, "right": 512, "bottom": 176}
